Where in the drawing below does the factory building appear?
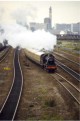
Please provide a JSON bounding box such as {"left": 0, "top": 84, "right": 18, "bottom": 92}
{"left": 49, "top": 6, "right": 52, "bottom": 28}
{"left": 44, "top": 6, "right": 52, "bottom": 31}
{"left": 55, "top": 24, "right": 71, "bottom": 32}
{"left": 44, "top": 18, "right": 51, "bottom": 30}
{"left": 29, "top": 6, "right": 80, "bottom": 35}
{"left": 30, "top": 6, "right": 52, "bottom": 31}
{"left": 71, "top": 23, "right": 80, "bottom": 35}
{"left": 30, "top": 22, "right": 45, "bottom": 31}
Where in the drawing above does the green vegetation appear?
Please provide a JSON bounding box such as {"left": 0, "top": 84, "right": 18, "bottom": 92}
{"left": 55, "top": 40, "right": 80, "bottom": 56}
{"left": 42, "top": 113, "right": 64, "bottom": 120}
{"left": 57, "top": 40, "right": 80, "bottom": 51}
{"left": 44, "top": 99, "right": 56, "bottom": 107}
{"left": 27, "top": 113, "right": 64, "bottom": 120}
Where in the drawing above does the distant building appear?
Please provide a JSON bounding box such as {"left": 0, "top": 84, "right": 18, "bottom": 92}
{"left": 30, "top": 7, "right": 53, "bottom": 31}
{"left": 44, "top": 6, "right": 52, "bottom": 31}
{"left": 55, "top": 24, "right": 71, "bottom": 32}
{"left": 29, "top": 6, "right": 80, "bottom": 35}
{"left": 78, "top": 23, "right": 80, "bottom": 35}
{"left": 30, "top": 22, "right": 45, "bottom": 31}
{"left": 49, "top": 6, "right": 52, "bottom": 28}
{"left": 30, "top": 22, "right": 36, "bottom": 31}
{"left": 44, "top": 18, "right": 51, "bottom": 30}
{"left": 71, "top": 22, "right": 80, "bottom": 35}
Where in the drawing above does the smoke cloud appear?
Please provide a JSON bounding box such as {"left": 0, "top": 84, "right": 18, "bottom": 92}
{"left": 11, "top": 6, "right": 37, "bottom": 26}
{"left": 0, "top": 24, "right": 57, "bottom": 51}
{"left": 0, "top": 8, "right": 4, "bottom": 22}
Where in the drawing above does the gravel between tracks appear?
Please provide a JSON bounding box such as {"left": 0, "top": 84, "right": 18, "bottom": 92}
{"left": 15, "top": 49, "right": 79, "bottom": 120}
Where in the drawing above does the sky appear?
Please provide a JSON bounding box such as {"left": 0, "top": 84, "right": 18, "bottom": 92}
{"left": 0, "top": 0, "right": 80, "bottom": 27}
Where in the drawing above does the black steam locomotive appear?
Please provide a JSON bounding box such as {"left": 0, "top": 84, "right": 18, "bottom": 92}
{"left": 40, "top": 53, "right": 57, "bottom": 71}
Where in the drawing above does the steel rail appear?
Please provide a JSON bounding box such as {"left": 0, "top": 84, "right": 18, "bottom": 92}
{"left": 56, "top": 60, "right": 80, "bottom": 82}
{"left": 0, "top": 49, "right": 15, "bottom": 114}
{"left": 51, "top": 74, "right": 80, "bottom": 105}
{"left": 55, "top": 49, "right": 80, "bottom": 59}
{"left": 55, "top": 73, "right": 80, "bottom": 92}
{"left": 54, "top": 52, "right": 80, "bottom": 66}
{"left": 0, "top": 46, "right": 11, "bottom": 63}
{"left": 0, "top": 48, "right": 23, "bottom": 120}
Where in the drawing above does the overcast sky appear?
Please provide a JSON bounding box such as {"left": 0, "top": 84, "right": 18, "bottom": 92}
{"left": 0, "top": 1, "right": 80, "bottom": 26}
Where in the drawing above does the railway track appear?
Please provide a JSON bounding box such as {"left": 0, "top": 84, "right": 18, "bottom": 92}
{"left": 54, "top": 49, "right": 79, "bottom": 63}
{"left": 54, "top": 52, "right": 80, "bottom": 74}
{"left": 62, "top": 50, "right": 79, "bottom": 59}
{"left": 25, "top": 55, "right": 80, "bottom": 106}
{"left": 51, "top": 73, "right": 80, "bottom": 105}
{"left": 26, "top": 51, "right": 80, "bottom": 82}
{"left": 26, "top": 56, "right": 80, "bottom": 105}
{"left": 0, "top": 47, "right": 23, "bottom": 120}
{"left": 54, "top": 52, "right": 80, "bottom": 66}
{"left": 0, "top": 46, "right": 11, "bottom": 63}
{"left": 56, "top": 60, "right": 80, "bottom": 82}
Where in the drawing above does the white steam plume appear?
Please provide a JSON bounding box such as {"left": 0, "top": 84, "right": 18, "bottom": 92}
{"left": 11, "top": 6, "right": 37, "bottom": 26}
{"left": 0, "top": 24, "right": 57, "bottom": 51}
{"left": 0, "top": 8, "right": 4, "bottom": 23}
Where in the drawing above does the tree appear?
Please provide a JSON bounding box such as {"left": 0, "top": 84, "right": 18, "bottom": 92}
{"left": 3, "top": 39, "right": 8, "bottom": 46}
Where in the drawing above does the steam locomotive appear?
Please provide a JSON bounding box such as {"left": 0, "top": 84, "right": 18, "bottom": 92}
{"left": 24, "top": 49, "right": 57, "bottom": 72}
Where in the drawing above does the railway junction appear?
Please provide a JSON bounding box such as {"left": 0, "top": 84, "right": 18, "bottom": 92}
{"left": 0, "top": 45, "right": 80, "bottom": 120}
